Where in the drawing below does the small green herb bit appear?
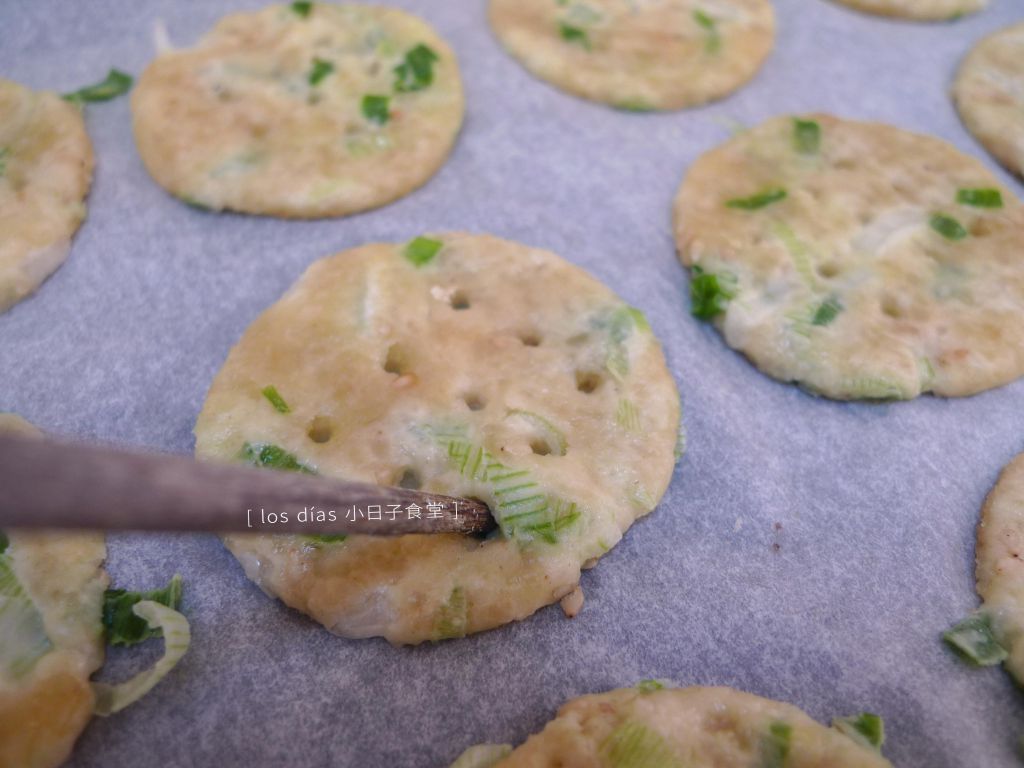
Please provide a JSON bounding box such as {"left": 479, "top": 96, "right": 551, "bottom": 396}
{"left": 929, "top": 212, "right": 967, "bottom": 241}
{"left": 241, "top": 442, "right": 316, "bottom": 474}
{"left": 833, "top": 712, "right": 885, "bottom": 750}
{"left": 725, "top": 187, "right": 787, "bottom": 210}
{"left": 690, "top": 266, "right": 736, "bottom": 320}
{"left": 103, "top": 574, "right": 183, "bottom": 647}
{"left": 635, "top": 679, "right": 664, "bottom": 693}
{"left": 307, "top": 534, "right": 347, "bottom": 545}
{"left": 403, "top": 236, "right": 443, "bottom": 266}
{"left": 943, "top": 613, "right": 1008, "bottom": 666}
{"left": 361, "top": 94, "right": 390, "bottom": 125}
{"left": 760, "top": 721, "right": 792, "bottom": 768}
{"left": 812, "top": 295, "right": 842, "bottom": 326}
{"left": 394, "top": 44, "right": 439, "bottom": 92}
{"left": 793, "top": 118, "right": 820, "bottom": 154}
{"left": 291, "top": 0, "right": 313, "bottom": 17}
{"left": 261, "top": 385, "right": 290, "bottom": 413}
{"left": 63, "top": 69, "right": 133, "bottom": 104}
{"left": 559, "top": 22, "right": 591, "bottom": 50}
{"left": 956, "top": 188, "right": 1003, "bottom": 209}
{"left": 308, "top": 57, "right": 335, "bottom": 86}
{"left": 693, "top": 10, "right": 721, "bottom": 53}
{"left": 0, "top": 530, "right": 7, "bottom": 554}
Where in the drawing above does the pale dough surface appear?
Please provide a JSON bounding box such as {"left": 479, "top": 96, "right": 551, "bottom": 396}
{"left": 976, "top": 452, "right": 1024, "bottom": 683}
{"left": 453, "top": 686, "right": 892, "bottom": 767}
{"left": 194, "top": 233, "right": 680, "bottom": 645}
{"left": 953, "top": 21, "right": 1024, "bottom": 179}
{"left": 132, "top": 3, "right": 464, "bottom": 218}
{"left": 673, "top": 113, "right": 1024, "bottom": 400}
{"left": 831, "top": 0, "right": 985, "bottom": 20}
{"left": 488, "top": 0, "right": 774, "bottom": 110}
{"left": 0, "top": 415, "right": 108, "bottom": 768}
{"left": 0, "top": 80, "right": 93, "bottom": 314}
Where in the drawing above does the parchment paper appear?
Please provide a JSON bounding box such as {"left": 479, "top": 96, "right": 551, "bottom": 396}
{"left": 2, "top": 0, "right": 1023, "bottom": 765}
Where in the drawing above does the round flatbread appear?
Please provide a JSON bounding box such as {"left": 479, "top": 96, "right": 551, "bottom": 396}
{"left": 0, "top": 415, "right": 108, "bottom": 768}
{"left": 976, "top": 452, "right": 1024, "bottom": 682}
{"left": 195, "top": 233, "right": 680, "bottom": 645}
{"left": 450, "top": 685, "right": 892, "bottom": 767}
{"left": 673, "top": 113, "right": 1024, "bottom": 400}
{"left": 830, "top": 0, "right": 985, "bottom": 21}
{"left": 487, "top": 0, "right": 775, "bottom": 111}
{"left": 953, "top": 22, "right": 1024, "bottom": 179}
{"left": 132, "top": 3, "right": 464, "bottom": 218}
{"left": 0, "top": 80, "right": 93, "bottom": 313}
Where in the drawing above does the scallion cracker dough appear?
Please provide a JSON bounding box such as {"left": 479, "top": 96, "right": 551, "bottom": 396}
{"left": 953, "top": 22, "right": 1024, "bottom": 180}
{"left": 488, "top": 0, "right": 775, "bottom": 111}
{"left": 673, "top": 113, "right": 1024, "bottom": 400}
{"left": 831, "top": 0, "right": 985, "bottom": 20}
{"left": 0, "top": 79, "right": 93, "bottom": 314}
{"left": 0, "top": 415, "right": 108, "bottom": 768}
{"left": 450, "top": 685, "right": 892, "bottom": 767}
{"left": 194, "top": 233, "right": 680, "bottom": 645}
{"left": 131, "top": 3, "right": 464, "bottom": 218}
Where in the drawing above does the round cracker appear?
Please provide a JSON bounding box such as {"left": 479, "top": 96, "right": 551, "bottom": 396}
{"left": 830, "top": 0, "right": 986, "bottom": 21}
{"left": 487, "top": 0, "right": 775, "bottom": 111}
{"left": 976, "top": 452, "right": 1024, "bottom": 683}
{"left": 132, "top": 3, "right": 464, "bottom": 218}
{"left": 194, "top": 233, "right": 680, "bottom": 645}
{"left": 452, "top": 685, "right": 891, "bottom": 767}
{"left": 673, "top": 113, "right": 1024, "bottom": 400}
{"left": 0, "top": 415, "right": 107, "bottom": 768}
{"left": 953, "top": 22, "right": 1024, "bottom": 180}
{"left": 0, "top": 80, "right": 93, "bottom": 314}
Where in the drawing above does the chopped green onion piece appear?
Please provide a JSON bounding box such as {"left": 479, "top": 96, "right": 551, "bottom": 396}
{"left": 403, "top": 236, "right": 443, "bottom": 266}
{"left": 929, "top": 213, "right": 967, "bottom": 241}
{"left": 240, "top": 442, "right": 316, "bottom": 474}
{"left": 690, "top": 266, "right": 736, "bottom": 320}
{"left": 261, "top": 385, "right": 291, "bottom": 414}
{"left": 0, "top": 531, "right": 7, "bottom": 555}
{"left": 63, "top": 69, "right": 133, "bottom": 103}
{"left": 793, "top": 118, "right": 821, "bottom": 154}
{"left": 435, "top": 586, "right": 468, "bottom": 639}
{"left": 943, "top": 613, "right": 1008, "bottom": 666}
{"left": 0, "top": 547, "right": 52, "bottom": 678}
{"left": 291, "top": 0, "right": 313, "bottom": 17}
{"left": 103, "top": 574, "right": 183, "bottom": 647}
{"left": 602, "top": 721, "right": 677, "bottom": 768}
{"left": 394, "top": 44, "right": 439, "bottom": 92}
{"left": 507, "top": 409, "right": 568, "bottom": 455}
{"left": 559, "top": 22, "right": 591, "bottom": 50}
{"left": 361, "top": 94, "right": 390, "bottom": 125}
{"left": 635, "top": 679, "right": 665, "bottom": 693}
{"left": 308, "top": 57, "right": 334, "bottom": 86}
{"left": 726, "top": 188, "right": 787, "bottom": 210}
{"left": 812, "top": 295, "right": 843, "bottom": 326}
{"left": 760, "top": 721, "right": 792, "bottom": 768}
{"left": 306, "top": 534, "right": 347, "bottom": 545}
{"left": 956, "top": 188, "right": 1003, "bottom": 208}
{"left": 833, "top": 712, "right": 885, "bottom": 751}
{"left": 450, "top": 744, "right": 513, "bottom": 768}
{"left": 693, "top": 10, "right": 721, "bottom": 53}
{"left": 92, "top": 600, "right": 190, "bottom": 716}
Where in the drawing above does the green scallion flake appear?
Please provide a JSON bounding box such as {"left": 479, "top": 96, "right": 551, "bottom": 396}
{"left": 725, "top": 188, "right": 787, "bottom": 210}
{"left": 693, "top": 10, "right": 721, "bottom": 53}
{"left": 635, "top": 679, "right": 664, "bottom": 693}
{"left": 394, "top": 44, "right": 439, "bottom": 92}
{"left": 760, "top": 721, "right": 792, "bottom": 768}
{"left": 306, "top": 534, "right": 347, "bottom": 545}
{"left": 943, "top": 613, "right": 1008, "bottom": 666}
{"left": 103, "top": 574, "right": 183, "bottom": 647}
{"left": 690, "top": 266, "right": 736, "bottom": 320}
{"left": 308, "top": 57, "right": 334, "bottom": 87}
{"left": 833, "top": 712, "right": 885, "bottom": 751}
{"left": 0, "top": 531, "right": 7, "bottom": 555}
{"left": 559, "top": 22, "right": 591, "bottom": 50}
{"left": 62, "top": 69, "right": 133, "bottom": 104}
{"left": 929, "top": 212, "right": 967, "bottom": 241}
{"left": 403, "top": 236, "right": 443, "bottom": 266}
{"left": 361, "top": 94, "right": 390, "bottom": 125}
{"left": 812, "top": 295, "right": 842, "bottom": 326}
{"left": 261, "top": 385, "right": 290, "bottom": 414}
{"left": 291, "top": 0, "right": 313, "bottom": 17}
{"left": 240, "top": 442, "right": 316, "bottom": 474}
{"left": 956, "top": 188, "right": 1003, "bottom": 209}
{"left": 793, "top": 118, "right": 821, "bottom": 154}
